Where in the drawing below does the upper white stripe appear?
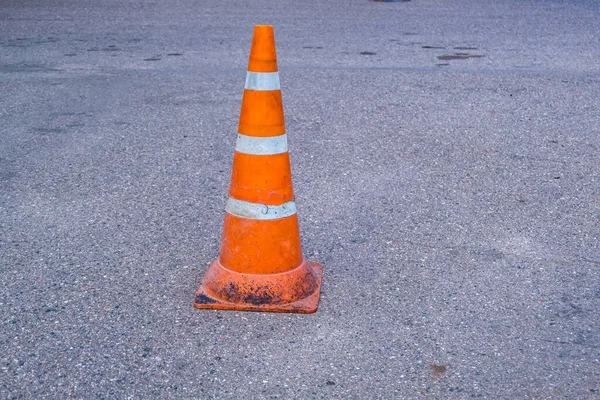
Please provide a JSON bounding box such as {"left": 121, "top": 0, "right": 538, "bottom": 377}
{"left": 235, "top": 134, "right": 288, "bottom": 155}
{"left": 225, "top": 198, "right": 297, "bottom": 220}
{"left": 245, "top": 72, "right": 280, "bottom": 91}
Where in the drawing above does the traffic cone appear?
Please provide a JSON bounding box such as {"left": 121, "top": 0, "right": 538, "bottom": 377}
{"left": 193, "top": 25, "right": 323, "bottom": 313}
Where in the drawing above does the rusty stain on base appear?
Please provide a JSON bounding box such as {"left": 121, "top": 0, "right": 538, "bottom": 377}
{"left": 194, "top": 262, "right": 323, "bottom": 314}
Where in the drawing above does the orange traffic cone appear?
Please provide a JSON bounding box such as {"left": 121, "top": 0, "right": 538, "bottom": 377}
{"left": 193, "top": 25, "right": 323, "bottom": 313}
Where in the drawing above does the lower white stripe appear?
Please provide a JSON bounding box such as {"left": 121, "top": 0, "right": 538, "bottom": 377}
{"left": 225, "top": 198, "right": 297, "bottom": 220}
{"left": 235, "top": 134, "right": 288, "bottom": 155}
{"left": 245, "top": 72, "right": 280, "bottom": 91}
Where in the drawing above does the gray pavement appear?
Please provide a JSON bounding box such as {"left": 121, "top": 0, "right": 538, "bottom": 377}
{"left": 1, "top": 0, "right": 599, "bottom": 398}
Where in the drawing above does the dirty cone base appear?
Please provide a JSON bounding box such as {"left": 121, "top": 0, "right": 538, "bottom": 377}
{"left": 194, "top": 261, "right": 323, "bottom": 314}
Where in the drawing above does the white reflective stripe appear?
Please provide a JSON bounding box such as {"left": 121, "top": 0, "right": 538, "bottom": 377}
{"left": 225, "top": 198, "right": 297, "bottom": 220}
{"left": 245, "top": 72, "right": 280, "bottom": 91}
{"left": 235, "top": 134, "right": 288, "bottom": 155}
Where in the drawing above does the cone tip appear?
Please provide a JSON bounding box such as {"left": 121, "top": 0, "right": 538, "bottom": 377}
{"left": 248, "top": 25, "right": 278, "bottom": 72}
{"left": 252, "top": 25, "right": 274, "bottom": 41}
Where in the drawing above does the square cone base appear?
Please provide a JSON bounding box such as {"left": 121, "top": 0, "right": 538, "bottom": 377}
{"left": 193, "top": 262, "right": 323, "bottom": 314}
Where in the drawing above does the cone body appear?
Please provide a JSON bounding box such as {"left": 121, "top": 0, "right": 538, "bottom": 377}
{"left": 194, "top": 25, "right": 322, "bottom": 313}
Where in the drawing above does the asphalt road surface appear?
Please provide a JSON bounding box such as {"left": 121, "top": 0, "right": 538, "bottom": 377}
{"left": 1, "top": 0, "right": 599, "bottom": 398}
